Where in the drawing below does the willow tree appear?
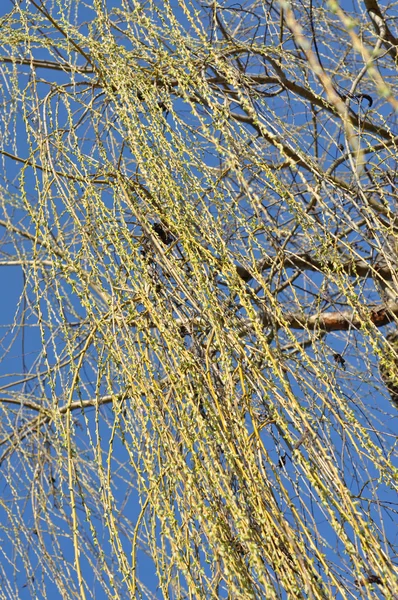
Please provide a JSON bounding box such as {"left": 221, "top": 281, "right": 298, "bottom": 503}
{"left": 0, "top": 0, "right": 397, "bottom": 598}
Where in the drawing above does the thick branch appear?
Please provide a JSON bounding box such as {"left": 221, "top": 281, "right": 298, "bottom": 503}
{"left": 364, "top": 0, "right": 398, "bottom": 62}
{"left": 0, "top": 56, "right": 93, "bottom": 73}
{"left": 261, "top": 301, "right": 398, "bottom": 331}
{"left": 235, "top": 252, "right": 395, "bottom": 283}
{"left": 225, "top": 71, "right": 395, "bottom": 144}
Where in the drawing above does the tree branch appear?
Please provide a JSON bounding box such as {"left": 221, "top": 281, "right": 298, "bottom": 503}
{"left": 236, "top": 251, "right": 396, "bottom": 283}
{"left": 261, "top": 301, "right": 398, "bottom": 331}
{"left": 364, "top": 0, "right": 398, "bottom": 61}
